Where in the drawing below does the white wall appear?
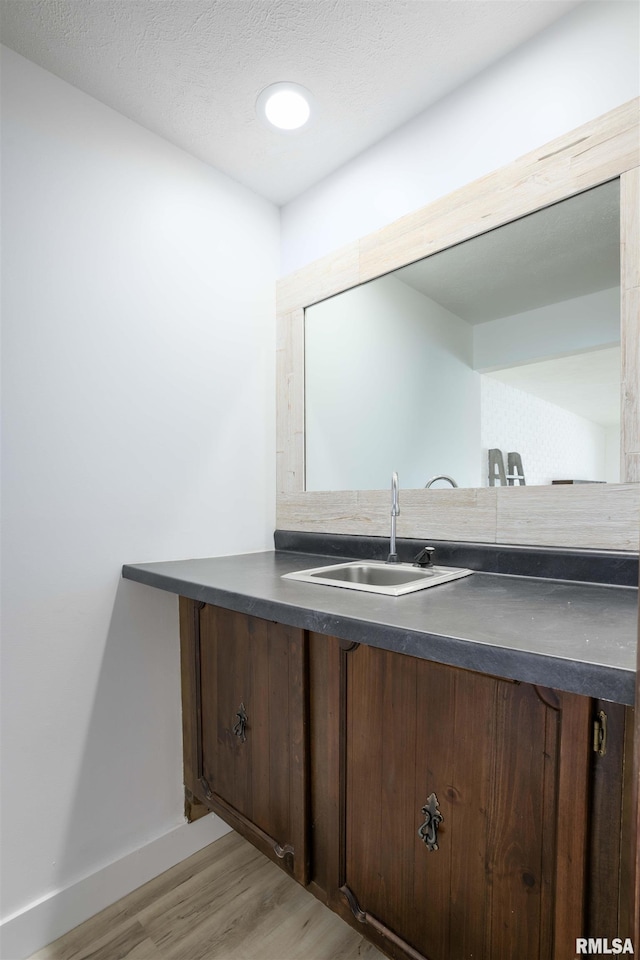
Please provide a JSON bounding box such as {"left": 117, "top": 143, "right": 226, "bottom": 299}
{"left": 0, "top": 46, "right": 279, "bottom": 959}
{"left": 480, "top": 376, "right": 607, "bottom": 486}
{"left": 474, "top": 288, "right": 621, "bottom": 485}
{"left": 473, "top": 287, "right": 620, "bottom": 371}
{"left": 305, "top": 276, "right": 480, "bottom": 489}
{"left": 605, "top": 424, "right": 621, "bottom": 483}
{"left": 280, "top": 0, "right": 640, "bottom": 275}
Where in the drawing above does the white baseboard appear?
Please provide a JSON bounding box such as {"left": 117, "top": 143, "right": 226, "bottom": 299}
{"left": 0, "top": 814, "right": 231, "bottom": 960}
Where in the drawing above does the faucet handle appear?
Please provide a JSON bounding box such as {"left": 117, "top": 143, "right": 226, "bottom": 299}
{"left": 413, "top": 546, "right": 435, "bottom": 568}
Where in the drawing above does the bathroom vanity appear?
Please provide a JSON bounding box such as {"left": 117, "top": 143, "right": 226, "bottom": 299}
{"left": 123, "top": 97, "right": 640, "bottom": 958}
{"left": 264, "top": 97, "right": 640, "bottom": 956}
{"left": 122, "top": 537, "right": 637, "bottom": 960}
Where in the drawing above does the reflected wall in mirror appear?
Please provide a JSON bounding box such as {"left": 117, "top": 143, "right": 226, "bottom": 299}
{"left": 305, "top": 180, "right": 620, "bottom": 491}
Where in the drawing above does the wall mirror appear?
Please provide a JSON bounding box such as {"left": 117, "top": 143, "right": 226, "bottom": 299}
{"left": 276, "top": 99, "right": 638, "bottom": 550}
{"left": 305, "top": 180, "right": 621, "bottom": 492}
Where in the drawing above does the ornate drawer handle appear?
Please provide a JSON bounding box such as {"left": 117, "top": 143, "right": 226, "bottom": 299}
{"left": 418, "top": 793, "right": 443, "bottom": 851}
{"left": 232, "top": 703, "right": 247, "bottom": 742}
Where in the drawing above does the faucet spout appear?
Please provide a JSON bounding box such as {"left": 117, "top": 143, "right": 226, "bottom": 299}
{"left": 425, "top": 474, "right": 458, "bottom": 489}
{"left": 388, "top": 471, "right": 400, "bottom": 563}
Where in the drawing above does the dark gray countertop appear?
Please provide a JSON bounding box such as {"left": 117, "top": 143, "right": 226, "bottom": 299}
{"left": 122, "top": 550, "right": 638, "bottom": 706}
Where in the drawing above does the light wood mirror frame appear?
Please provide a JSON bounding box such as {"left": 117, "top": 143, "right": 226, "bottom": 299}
{"left": 276, "top": 99, "right": 640, "bottom": 551}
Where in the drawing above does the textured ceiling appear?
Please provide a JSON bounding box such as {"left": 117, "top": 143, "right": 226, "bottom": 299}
{"left": 0, "top": 0, "right": 582, "bottom": 204}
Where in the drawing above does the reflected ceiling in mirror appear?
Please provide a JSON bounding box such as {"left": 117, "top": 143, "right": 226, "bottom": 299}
{"left": 304, "top": 180, "right": 620, "bottom": 491}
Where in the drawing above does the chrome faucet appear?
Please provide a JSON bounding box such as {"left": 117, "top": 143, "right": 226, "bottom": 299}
{"left": 425, "top": 474, "right": 458, "bottom": 489}
{"left": 388, "top": 471, "right": 400, "bottom": 563}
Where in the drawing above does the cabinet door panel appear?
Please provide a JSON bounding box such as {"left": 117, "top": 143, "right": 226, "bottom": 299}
{"left": 200, "top": 608, "right": 253, "bottom": 818}
{"left": 415, "top": 660, "right": 493, "bottom": 960}
{"left": 480, "top": 679, "right": 558, "bottom": 959}
{"left": 180, "top": 601, "right": 307, "bottom": 883}
{"left": 340, "top": 644, "right": 589, "bottom": 960}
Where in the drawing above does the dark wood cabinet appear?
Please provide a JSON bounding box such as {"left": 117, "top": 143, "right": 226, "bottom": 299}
{"left": 179, "top": 600, "right": 308, "bottom": 883}
{"left": 179, "top": 603, "right": 632, "bottom": 960}
{"left": 331, "top": 642, "right": 590, "bottom": 960}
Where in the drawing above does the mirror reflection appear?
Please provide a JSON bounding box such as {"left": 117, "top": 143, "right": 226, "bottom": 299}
{"left": 304, "top": 180, "right": 620, "bottom": 491}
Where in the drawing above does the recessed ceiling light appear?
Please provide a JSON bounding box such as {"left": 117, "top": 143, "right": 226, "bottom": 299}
{"left": 256, "top": 82, "right": 313, "bottom": 132}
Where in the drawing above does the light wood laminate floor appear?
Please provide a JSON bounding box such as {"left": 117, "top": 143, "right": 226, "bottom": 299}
{"left": 29, "top": 830, "right": 386, "bottom": 960}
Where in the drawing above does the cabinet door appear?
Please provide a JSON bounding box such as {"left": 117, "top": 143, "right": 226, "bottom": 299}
{"left": 180, "top": 600, "right": 308, "bottom": 884}
{"left": 336, "top": 642, "right": 591, "bottom": 960}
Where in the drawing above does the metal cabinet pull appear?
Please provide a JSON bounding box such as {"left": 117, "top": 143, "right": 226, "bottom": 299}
{"left": 418, "top": 793, "right": 443, "bottom": 851}
{"left": 232, "top": 703, "right": 247, "bottom": 742}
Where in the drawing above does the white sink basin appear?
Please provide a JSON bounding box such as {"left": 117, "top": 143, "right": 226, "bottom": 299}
{"left": 282, "top": 560, "right": 473, "bottom": 597}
